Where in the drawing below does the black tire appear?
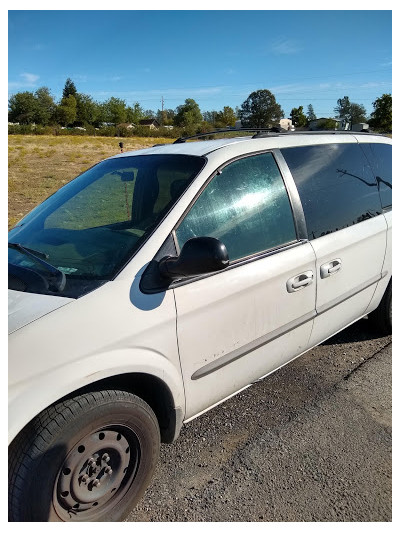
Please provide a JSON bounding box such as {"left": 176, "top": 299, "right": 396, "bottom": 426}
{"left": 8, "top": 390, "right": 160, "bottom": 522}
{"left": 368, "top": 280, "right": 392, "bottom": 335}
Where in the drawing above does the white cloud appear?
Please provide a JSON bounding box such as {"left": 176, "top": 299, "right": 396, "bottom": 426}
{"left": 93, "top": 86, "right": 225, "bottom": 101}
{"left": 8, "top": 72, "right": 40, "bottom": 90}
{"left": 360, "top": 81, "right": 389, "bottom": 89}
{"left": 270, "top": 38, "right": 302, "bottom": 55}
{"left": 21, "top": 73, "right": 39, "bottom": 84}
{"left": 71, "top": 74, "right": 88, "bottom": 83}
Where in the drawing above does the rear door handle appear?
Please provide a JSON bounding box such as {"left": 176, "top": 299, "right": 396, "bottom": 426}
{"left": 286, "top": 271, "right": 314, "bottom": 293}
{"left": 320, "top": 259, "right": 342, "bottom": 279}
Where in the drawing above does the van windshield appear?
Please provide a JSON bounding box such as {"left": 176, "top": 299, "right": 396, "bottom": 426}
{"left": 8, "top": 154, "right": 205, "bottom": 297}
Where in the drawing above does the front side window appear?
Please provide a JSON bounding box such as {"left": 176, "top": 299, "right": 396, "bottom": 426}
{"left": 8, "top": 154, "right": 205, "bottom": 296}
{"left": 175, "top": 152, "right": 297, "bottom": 261}
{"left": 281, "top": 143, "right": 383, "bottom": 240}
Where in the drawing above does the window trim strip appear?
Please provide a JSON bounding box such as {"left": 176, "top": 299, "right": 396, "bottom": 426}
{"left": 272, "top": 149, "right": 308, "bottom": 240}
{"left": 170, "top": 239, "right": 308, "bottom": 290}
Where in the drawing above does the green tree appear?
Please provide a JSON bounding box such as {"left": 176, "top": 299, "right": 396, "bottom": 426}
{"left": 334, "top": 96, "right": 351, "bottom": 120}
{"left": 102, "top": 97, "right": 127, "bottom": 124}
{"left": 202, "top": 111, "right": 217, "bottom": 126}
{"left": 214, "top": 106, "right": 236, "bottom": 128}
{"left": 8, "top": 91, "right": 38, "bottom": 124}
{"left": 349, "top": 103, "right": 367, "bottom": 124}
{"left": 238, "top": 89, "right": 284, "bottom": 128}
{"left": 142, "top": 109, "right": 156, "bottom": 119}
{"left": 369, "top": 93, "right": 392, "bottom": 133}
{"left": 290, "top": 106, "right": 307, "bottom": 128}
{"left": 127, "top": 103, "right": 145, "bottom": 124}
{"left": 75, "top": 94, "right": 100, "bottom": 126}
{"left": 56, "top": 94, "right": 77, "bottom": 126}
{"left": 306, "top": 104, "right": 317, "bottom": 122}
{"left": 334, "top": 96, "right": 367, "bottom": 124}
{"left": 62, "top": 78, "right": 78, "bottom": 99}
{"left": 34, "top": 87, "right": 56, "bottom": 125}
{"left": 174, "top": 98, "right": 203, "bottom": 128}
{"left": 156, "top": 108, "right": 175, "bottom": 126}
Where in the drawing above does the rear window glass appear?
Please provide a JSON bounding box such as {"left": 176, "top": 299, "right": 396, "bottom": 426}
{"left": 281, "top": 143, "right": 382, "bottom": 239}
{"left": 361, "top": 143, "right": 392, "bottom": 209}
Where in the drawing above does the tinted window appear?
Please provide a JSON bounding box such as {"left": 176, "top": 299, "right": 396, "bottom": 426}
{"left": 176, "top": 152, "right": 296, "bottom": 261}
{"left": 361, "top": 143, "right": 392, "bottom": 209}
{"left": 281, "top": 143, "right": 382, "bottom": 240}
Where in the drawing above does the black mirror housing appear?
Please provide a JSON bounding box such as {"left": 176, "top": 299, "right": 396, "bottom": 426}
{"left": 159, "top": 237, "right": 229, "bottom": 281}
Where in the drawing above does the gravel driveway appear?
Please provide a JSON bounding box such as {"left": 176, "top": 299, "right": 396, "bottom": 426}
{"left": 127, "top": 318, "right": 391, "bottom": 522}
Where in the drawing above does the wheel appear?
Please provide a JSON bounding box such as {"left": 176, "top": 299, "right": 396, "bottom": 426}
{"left": 368, "top": 280, "right": 392, "bottom": 335}
{"left": 8, "top": 390, "right": 160, "bottom": 522}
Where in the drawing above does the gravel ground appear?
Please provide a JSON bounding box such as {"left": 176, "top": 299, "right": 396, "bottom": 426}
{"left": 127, "top": 318, "right": 392, "bottom": 522}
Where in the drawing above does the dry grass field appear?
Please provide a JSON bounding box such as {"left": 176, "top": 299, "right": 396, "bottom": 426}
{"left": 8, "top": 134, "right": 173, "bottom": 229}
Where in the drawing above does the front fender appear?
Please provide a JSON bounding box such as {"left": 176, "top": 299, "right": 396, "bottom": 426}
{"left": 8, "top": 348, "right": 185, "bottom": 445}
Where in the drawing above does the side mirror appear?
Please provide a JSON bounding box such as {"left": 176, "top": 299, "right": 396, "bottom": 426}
{"left": 159, "top": 237, "right": 229, "bottom": 281}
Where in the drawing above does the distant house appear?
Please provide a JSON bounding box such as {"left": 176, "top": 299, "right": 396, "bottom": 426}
{"left": 279, "top": 118, "right": 293, "bottom": 131}
{"left": 351, "top": 123, "right": 369, "bottom": 132}
{"left": 117, "top": 123, "right": 136, "bottom": 129}
{"left": 139, "top": 119, "right": 160, "bottom": 129}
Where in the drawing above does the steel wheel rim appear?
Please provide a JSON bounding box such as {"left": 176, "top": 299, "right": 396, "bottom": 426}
{"left": 53, "top": 425, "right": 140, "bottom": 521}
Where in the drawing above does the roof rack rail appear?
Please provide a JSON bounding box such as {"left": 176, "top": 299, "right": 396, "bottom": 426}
{"left": 173, "top": 126, "right": 286, "bottom": 144}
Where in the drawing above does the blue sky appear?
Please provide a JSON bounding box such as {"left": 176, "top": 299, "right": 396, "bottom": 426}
{"left": 8, "top": 9, "right": 392, "bottom": 119}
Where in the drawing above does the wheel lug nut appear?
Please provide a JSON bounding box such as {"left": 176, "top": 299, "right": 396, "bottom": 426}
{"left": 105, "top": 466, "right": 113, "bottom": 475}
{"left": 81, "top": 474, "right": 88, "bottom": 483}
{"left": 102, "top": 453, "right": 110, "bottom": 462}
{"left": 92, "top": 479, "right": 100, "bottom": 487}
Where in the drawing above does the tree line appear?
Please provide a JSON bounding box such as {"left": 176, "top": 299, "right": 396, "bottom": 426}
{"left": 8, "top": 78, "right": 392, "bottom": 136}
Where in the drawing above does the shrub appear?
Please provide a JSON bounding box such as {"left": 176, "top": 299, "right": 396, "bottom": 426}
{"left": 95, "top": 126, "right": 117, "bottom": 137}
{"left": 315, "top": 118, "right": 338, "bottom": 130}
{"left": 8, "top": 124, "right": 34, "bottom": 135}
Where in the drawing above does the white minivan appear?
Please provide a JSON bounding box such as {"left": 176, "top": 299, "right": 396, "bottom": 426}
{"left": 8, "top": 130, "right": 392, "bottom": 521}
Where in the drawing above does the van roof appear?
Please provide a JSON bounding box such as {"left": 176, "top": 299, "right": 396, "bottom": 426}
{"left": 111, "top": 131, "right": 390, "bottom": 160}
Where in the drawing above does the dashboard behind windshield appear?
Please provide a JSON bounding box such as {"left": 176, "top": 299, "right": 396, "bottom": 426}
{"left": 8, "top": 154, "right": 205, "bottom": 297}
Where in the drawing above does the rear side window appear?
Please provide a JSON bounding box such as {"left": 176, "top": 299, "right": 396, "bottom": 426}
{"left": 361, "top": 143, "right": 392, "bottom": 209}
{"left": 281, "top": 143, "right": 383, "bottom": 240}
{"left": 175, "top": 152, "right": 297, "bottom": 261}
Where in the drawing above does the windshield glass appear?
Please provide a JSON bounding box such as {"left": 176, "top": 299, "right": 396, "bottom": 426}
{"left": 9, "top": 154, "right": 205, "bottom": 297}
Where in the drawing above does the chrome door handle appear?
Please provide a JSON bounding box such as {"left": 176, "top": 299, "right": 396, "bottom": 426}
{"left": 320, "top": 259, "right": 342, "bottom": 279}
{"left": 286, "top": 271, "right": 314, "bottom": 293}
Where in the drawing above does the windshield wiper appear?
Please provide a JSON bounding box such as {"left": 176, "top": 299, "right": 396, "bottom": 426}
{"left": 8, "top": 242, "right": 66, "bottom": 292}
{"left": 8, "top": 242, "right": 49, "bottom": 259}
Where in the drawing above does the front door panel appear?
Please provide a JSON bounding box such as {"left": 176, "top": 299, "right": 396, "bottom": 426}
{"left": 174, "top": 242, "right": 316, "bottom": 419}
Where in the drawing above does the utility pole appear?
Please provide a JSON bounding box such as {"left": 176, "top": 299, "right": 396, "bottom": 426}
{"left": 161, "top": 96, "right": 164, "bottom": 126}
